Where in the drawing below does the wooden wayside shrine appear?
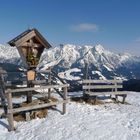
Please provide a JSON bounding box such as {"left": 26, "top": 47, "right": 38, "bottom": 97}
{"left": 8, "top": 28, "right": 53, "bottom": 103}
{"left": 8, "top": 28, "right": 52, "bottom": 68}
{"left": 0, "top": 28, "right": 69, "bottom": 131}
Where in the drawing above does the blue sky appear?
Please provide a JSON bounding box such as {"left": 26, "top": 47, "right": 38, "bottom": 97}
{"left": 0, "top": 0, "right": 140, "bottom": 55}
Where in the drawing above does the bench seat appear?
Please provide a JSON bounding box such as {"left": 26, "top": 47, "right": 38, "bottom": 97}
{"left": 85, "top": 91, "right": 127, "bottom": 96}
{"left": 83, "top": 79, "right": 127, "bottom": 104}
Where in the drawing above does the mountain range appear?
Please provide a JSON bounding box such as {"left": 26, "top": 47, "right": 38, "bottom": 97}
{"left": 38, "top": 44, "right": 140, "bottom": 81}
{"left": 0, "top": 44, "right": 140, "bottom": 83}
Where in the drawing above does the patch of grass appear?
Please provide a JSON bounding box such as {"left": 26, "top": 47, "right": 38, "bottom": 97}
{"left": 71, "top": 96, "right": 130, "bottom": 105}
{"left": 71, "top": 96, "right": 104, "bottom": 105}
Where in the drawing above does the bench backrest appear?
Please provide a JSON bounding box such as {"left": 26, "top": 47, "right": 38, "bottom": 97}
{"left": 83, "top": 79, "right": 123, "bottom": 91}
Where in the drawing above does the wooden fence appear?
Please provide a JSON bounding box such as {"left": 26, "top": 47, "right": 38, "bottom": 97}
{"left": 5, "top": 84, "right": 69, "bottom": 131}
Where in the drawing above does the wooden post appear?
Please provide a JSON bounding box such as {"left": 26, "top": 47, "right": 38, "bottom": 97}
{"left": 88, "top": 78, "right": 91, "bottom": 93}
{"left": 48, "top": 68, "right": 51, "bottom": 99}
{"left": 6, "top": 89, "right": 15, "bottom": 131}
{"left": 122, "top": 95, "right": 127, "bottom": 104}
{"left": 0, "top": 72, "right": 7, "bottom": 114}
{"left": 85, "top": 62, "right": 89, "bottom": 80}
{"left": 26, "top": 70, "right": 35, "bottom": 103}
{"left": 83, "top": 63, "right": 89, "bottom": 98}
{"left": 114, "top": 79, "right": 118, "bottom": 102}
{"left": 114, "top": 80, "right": 117, "bottom": 92}
{"left": 63, "top": 87, "right": 67, "bottom": 114}
{"left": 94, "top": 96, "right": 97, "bottom": 105}
{"left": 27, "top": 82, "right": 33, "bottom": 103}
{"left": 25, "top": 112, "right": 31, "bottom": 121}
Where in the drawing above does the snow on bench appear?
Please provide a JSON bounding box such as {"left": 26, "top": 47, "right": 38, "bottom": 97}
{"left": 82, "top": 79, "right": 127, "bottom": 104}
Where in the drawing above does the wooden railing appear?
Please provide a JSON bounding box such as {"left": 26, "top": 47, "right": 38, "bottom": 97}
{"left": 5, "top": 84, "right": 69, "bottom": 131}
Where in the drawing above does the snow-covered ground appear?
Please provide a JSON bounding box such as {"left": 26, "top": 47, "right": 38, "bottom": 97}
{"left": 0, "top": 92, "right": 140, "bottom": 140}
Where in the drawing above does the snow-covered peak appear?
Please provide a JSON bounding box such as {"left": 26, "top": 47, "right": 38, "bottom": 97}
{"left": 63, "top": 44, "right": 76, "bottom": 49}
{"left": 94, "top": 44, "right": 105, "bottom": 54}
{"left": 0, "top": 44, "right": 19, "bottom": 59}
{"left": 119, "top": 53, "right": 132, "bottom": 62}
{"left": 39, "top": 43, "right": 140, "bottom": 69}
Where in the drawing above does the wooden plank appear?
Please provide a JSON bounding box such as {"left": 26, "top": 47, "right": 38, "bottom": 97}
{"left": 88, "top": 80, "right": 91, "bottom": 93}
{"left": 15, "top": 30, "right": 36, "bottom": 47}
{"left": 17, "top": 47, "right": 28, "bottom": 68}
{"left": 32, "top": 80, "right": 46, "bottom": 85}
{"left": 5, "top": 84, "right": 69, "bottom": 93}
{"left": 27, "top": 83, "right": 33, "bottom": 103}
{"left": 25, "top": 112, "right": 30, "bottom": 121}
{"left": 122, "top": 95, "right": 127, "bottom": 104}
{"left": 8, "top": 29, "right": 31, "bottom": 46}
{"left": 5, "top": 81, "right": 27, "bottom": 87}
{"left": 22, "top": 42, "right": 42, "bottom": 47}
{"left": 36, "top": 69, "right": 51, "bottom": 73}
{"left": 114, "top": 80, "right": 117, "bottom": 92}
{"left": 0, "top": 74, "right": 7, "bottom": 114}
{"left": 13, "top": 99, "right": 69, "bottom": 114}
{"left": 85, "top": 91, "right": 127, "bottom": 96}
{"left": 83, "top": 79, "right": 123, "bottom": 84}
{"left": 6, "top": 90, "right": 15, "bottom": 131}
{"left": 83, "top": 85, "right": 123, "bottom": 89}
{"left": 34, "top": 32, "right": 51, "bottom": 49}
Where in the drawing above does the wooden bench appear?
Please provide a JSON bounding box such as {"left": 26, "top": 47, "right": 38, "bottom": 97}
{"left": 83, "top": 79, "right": 127, "bottom": 104}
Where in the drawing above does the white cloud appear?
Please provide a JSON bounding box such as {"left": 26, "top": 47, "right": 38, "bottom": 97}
{"left": 70, "top": 23, "right": 99, "bottom": 32}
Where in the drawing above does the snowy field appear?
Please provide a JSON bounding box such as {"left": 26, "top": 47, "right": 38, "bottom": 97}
{"left": 0, "top": 92, "right": 140, "bottom": 140}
